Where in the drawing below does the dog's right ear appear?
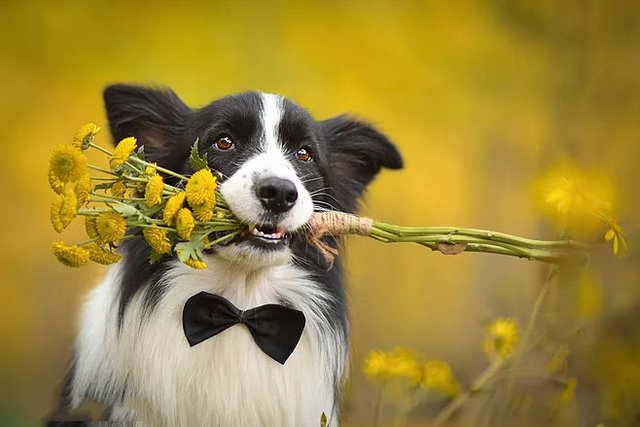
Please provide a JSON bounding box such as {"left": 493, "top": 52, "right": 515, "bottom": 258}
{"left": 103, "top": 84, "right": 192, "bottom": 164}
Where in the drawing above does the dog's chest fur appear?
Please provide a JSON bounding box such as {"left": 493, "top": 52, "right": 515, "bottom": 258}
{"left": 71, "top": 257, "right": 346, "bottom": 426}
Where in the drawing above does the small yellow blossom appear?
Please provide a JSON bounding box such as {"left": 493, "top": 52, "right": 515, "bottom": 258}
{"left": 184, "top": 257, "right": 208, "bottom": 269}
{"left": 110, "top": 181, "right": 128, "bottom": 198}
{"left": 73, "top": 173, "right": 92, "bottom": 206}
{"left": 48, "top": 144, "right": 88, "bottom": 192}
{"left": 363, "top": 351, "right": 393, "bottom": 380}
{"left": 86, "top": 243, "right": 121, "bottom": 265}
{"left": 72, "top": 123, "right": 100, "bottom": 150}
{"left": 52, "top": 241, "right": 90, "bottom": 267}
{"left": 145, "top": 174, "right": 164, "bottom": 207}
{"left": 421, "top": 360, "right": 460, "bottom": 397}
{"left": 484, "top": 318, "right": 520, "bottom": 360}
{"left": 186, "top": 169, "right": 217, "bottom": 206}
{"left": 145, "top": 165, "right": 157, "bottom": 176}
{"left": 363, "top": 347, "right": 422, "bottom": 384}
{"left": 143, "top": 226, "right": 172, "bottom": 254}
{"left": 605, "top": 221, "right": 628, "bottom": 256}
{"left": 50, "top": 188, "right": 78, "bottom": 233}
{"left": 110, "top": 137, "right": 137, "bottom": 169}
{"left": 192, "top": 198, "right": 216, "bottom": 221}
{"left": 96, "top": 211, "right": 127, "bottom": 243}
{"left": 85, "top": 216, "right": 98, "bottom": 239}
{"left": 176, "top": 208, "right": 195, "bottom": 240}
{"left": 163, "top": 192, "right": 186, "bottom": 225}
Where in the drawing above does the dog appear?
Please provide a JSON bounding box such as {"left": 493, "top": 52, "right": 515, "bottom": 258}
{"left": 53, "top": 84, "right": 402, "bottom": 426}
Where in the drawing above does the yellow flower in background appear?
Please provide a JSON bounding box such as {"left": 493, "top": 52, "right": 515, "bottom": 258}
{"left": 176, "top": 208, "right": 195, "bottom": 240}
{"left": 50, "top": 188, "right": 78, "bottom": 233}
{"left": 421, "top": 360, "right": 460, "bottom": 397}
{"left": 145, "top": 174, "right": 164, "bottom": 207}
{"left": 143, "top": 226, "right": 172, "bottom": 254}
{"left": 184, "top": 257, "right": 208, "bottom": 270}
{"left": 110, "top": 136, "right": 136, "bottom": 169}
{"left": 605, "top": 221, "right": 628, "bottom": 256}
{"left": 186, "top": 169, "right": 217, "bottom": 206}
{"left": 192, "top": 198, "right": 216, "bottom": 221}
{"left": 48, "top": 144, "right": 88, "bottom": 192}
{"left": 484, "top": 318, "right": 520, "bottom": 360}
{"left": 73, "top": 173, "right": 92, "bottom": 206}
{"left": 163, "top": 192, "right": 186, "bottom": 225}
{"left": 72, "top": 122, "right": 100, "bottom": 150}
{"left": 96, "top": 211, "right": 127, "bottom": 243}
{"left": 85, "top": 216, "right": 98, "bottom": 239}
{"left": 363, "top": 347, "right": 422, "bottom": 384}
{"left": 363, "top": 350, "right": 393, "bottom": 380}
{"left": 52, "top": 241, "right": 90, "bottom": 267}
{"left": 110, "top": 181, "right": 127, "bottom": 198}
{"left": 86, "top": 243, "right": 121, "bottom": 265}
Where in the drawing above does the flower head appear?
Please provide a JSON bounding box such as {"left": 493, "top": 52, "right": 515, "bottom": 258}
{"left": 605, "top": 220, "right": 628, "bottom": 256}
{"left": 110, "top": 137, "right": 136, "bottom": 169}
{"left": 96, "top": 211, "right": 127, "bottom": 243}
{"left": 143, "top": 226, "right": 172, "bottom": 254}
{"left": 192, "top": 197, "right": 216, "bottom": 222}
{"left": 163, "top": 192, "right": 186, "bottom": 225}
{"left": 421, "top": 360, "right": 460, "bottom": 397}
{"left": 50, "top": 188, "right": 78, "bottom": 233}
{"left": 52, "top": 241, "right": 90, "bottom": 267}
{"left": 48, "top": 144, "right": 88, "bottom": 192}
{"left": 484, "top": 318, "right": 520, "bottom": 360}
{"left": 363, "top": 347, "right": 422, "bottom": 385}
{"left": 72, "top": 123, "right": 100, "bottom": 150}
{"left": 86, "top": 242, "right": 121, "bottom": 265}
{"left": 184, "top": 257, "right": 208, "bottom": 270}
{"left": 176, "top": 208, "right": 195, "bottom": 240}
{"left": 145, "top": 174, "right": 164, "bottom": 207}
{"left": 85, "top": 216, "right": 98, "bottom": 239}
{"left": 186, "top": 169, "right": 217, "bottom": 207}
{"left": 73, "top": 173, "right": 92, "bottom": 206}
{"left": 110, "top": 181, "right": 127, "bottom": 198}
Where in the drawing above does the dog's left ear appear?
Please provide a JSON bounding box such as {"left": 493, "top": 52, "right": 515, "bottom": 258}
{"left": 320, "top": 115, "right": 403, "bottom": 212}
{"left": 103, "top": 84, "right": 192, "bottom": 166}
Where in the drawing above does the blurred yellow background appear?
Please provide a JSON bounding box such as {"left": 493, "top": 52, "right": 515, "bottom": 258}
{"left": 1, "top": 1, "right": 638, "bottom": 425}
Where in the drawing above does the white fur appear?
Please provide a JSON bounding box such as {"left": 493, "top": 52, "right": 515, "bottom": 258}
{"left": 71, "top": 257, "right": 347, "bottom": 426}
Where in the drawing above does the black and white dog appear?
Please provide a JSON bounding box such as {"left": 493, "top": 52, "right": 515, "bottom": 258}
{"left": 57, "top": 85, "right": 402, "bottom": 425}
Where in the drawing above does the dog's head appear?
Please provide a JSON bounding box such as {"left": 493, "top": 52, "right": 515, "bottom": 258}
{"left": 104, "top": 85, "right": 402, "bottom": 269}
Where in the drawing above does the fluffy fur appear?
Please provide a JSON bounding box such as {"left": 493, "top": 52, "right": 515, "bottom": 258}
{"left": 51, "top": 85, "right": 402, "bottom": 426}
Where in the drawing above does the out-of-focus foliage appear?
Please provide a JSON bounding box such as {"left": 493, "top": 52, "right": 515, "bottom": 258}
{"left": 1, "top": 1, "right": 638, "bottom": 425}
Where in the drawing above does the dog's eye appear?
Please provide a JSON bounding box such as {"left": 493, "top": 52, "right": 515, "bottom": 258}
{"left": 214, "top": 136, "right": 234, "bottom": 151}
{"left": 296, "top": 146, "right": 313, "bottom": 162}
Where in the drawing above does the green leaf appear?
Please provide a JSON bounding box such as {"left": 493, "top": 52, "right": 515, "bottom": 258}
{"left": 189, "top": 138, "right": 208, "bottom": 172}
{"left": 320, "top": 413, "right": 327, "bottom": 427}
{"left": 149, "top": 249, "right": 163, "bottom": 264}
{"left": 134, "top": 145, "right": 145, "bottom": 161}
{"left": 174, "top": 237, "right": 205, "bottom": 262}
{"left": 112, "top": 202, "right": 140, "bottom": 218}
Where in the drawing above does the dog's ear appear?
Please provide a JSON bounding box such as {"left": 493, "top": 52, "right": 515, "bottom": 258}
{"left": 103, "top": 84, "right": 192, "bottom": 164}
{"left": 320, "top": 115, "right": 403, "bottom": 212}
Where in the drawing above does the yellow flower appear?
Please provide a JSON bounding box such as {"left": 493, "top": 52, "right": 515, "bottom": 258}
{"left": 484, "top": 318, "right": 519, "bottom": 360}
{"left": 143, "top": 226, "right": 172, "bottom": 254}
{"left": 48, "top": 144, "right": 88, "bottom": 193}
{"left": 110, "top": 181, "right": 127, "bottom": 198}
{"left": 145, "top": 165, "right": 157, "bottom": 176}
{"left": 50, "top": 188, "right": 77, "bottom": 233}
{"left": 72, "top": 123, "right": 100, "bottom": 150}
{"left": 421, "top": 360, "right": 460, "bottom": 397}
{"left": 184, "top": 257, "right": 208, "bottom": 270}
{"left": 96, "top": 211, "right": 127, "bottom": 243}
{"left": 110, "top": 137, "right": 136, "bottom": 169}
{"left": 176, "top": 208, "right": 195, "bottom": 240}
{"left": 163, "top": 192, "right": 186, "bottom": 225}
{"left": 52, "top": 241, "right": 90, "bottom": 267}
{"left": 191, "top": 197, "right": 216, "bottom": 221}
{"left": 186, "top": 169, "right": 217, "bottom": 207}
{"left": 73, "top": 173, "right": 92, "bottom": 206}
{"left": 86, "top": 242, "right": 121, "bottom": 265}
{"left": 363, "top": 351, "right": 393, "bottom": 380}
{"left": 85, "top": 216, "right": 98, "bottom": 239}
{"left": 363, "top": 347, "right": 422, "bottom": 384}
{"left": 145, "top": 174, "right": 164, "bottom": 207}
{"left": 605, "top": 221, "right": 628, "bottom": 256}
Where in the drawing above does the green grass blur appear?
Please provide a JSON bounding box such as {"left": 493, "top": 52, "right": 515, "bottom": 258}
{"left": 1, "top": 1, "right": 638, "bottom": 425}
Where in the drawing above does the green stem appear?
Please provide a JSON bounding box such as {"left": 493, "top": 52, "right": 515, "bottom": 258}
{"left": 129, "top": 156, "right": 189, "bottom": 181}
{"left": 88, "top": 164, "right": 118, "bottom": 176}
{"left": 88, "top": 142, "right": 112, "bottom": 156}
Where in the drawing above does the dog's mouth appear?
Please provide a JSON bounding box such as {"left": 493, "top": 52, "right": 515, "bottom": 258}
{"left": 230, "top": 223, "right": 293, "bottom": 250}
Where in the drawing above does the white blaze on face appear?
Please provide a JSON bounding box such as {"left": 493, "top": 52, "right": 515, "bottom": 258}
{"left": 220, "top": 93, "right": 314, "bottom": 231}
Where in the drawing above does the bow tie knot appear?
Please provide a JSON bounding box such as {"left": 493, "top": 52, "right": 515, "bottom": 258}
{"left": 182, "top": 292, "right": 306, "bottom": 365}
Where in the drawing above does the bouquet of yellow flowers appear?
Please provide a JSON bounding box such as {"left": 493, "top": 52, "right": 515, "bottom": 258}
{"left": 49, "top": 123, "right": 623, "bottom": 269}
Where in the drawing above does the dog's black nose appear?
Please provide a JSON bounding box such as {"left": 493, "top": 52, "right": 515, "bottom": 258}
{"left": 256, "top": 177, "right": 298, "bottom": 214}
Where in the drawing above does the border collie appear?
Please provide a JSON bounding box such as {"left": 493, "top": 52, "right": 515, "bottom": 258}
{"left": 53, "top": 85, "right": 402, "bottom": 426}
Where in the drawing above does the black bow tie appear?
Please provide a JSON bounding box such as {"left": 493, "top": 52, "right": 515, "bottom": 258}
{"left": 182, "top": 292, "right": 306, "bottom": 365}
